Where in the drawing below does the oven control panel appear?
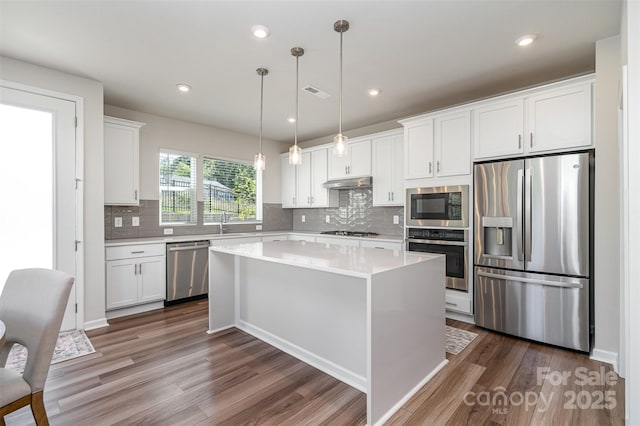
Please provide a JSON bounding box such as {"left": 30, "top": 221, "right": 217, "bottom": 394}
{"left": 407, "top": 228, "right": 467, "bottom": 242}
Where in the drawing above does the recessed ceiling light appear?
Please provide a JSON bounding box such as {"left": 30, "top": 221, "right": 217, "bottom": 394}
{"left": 515, "top": 34, "right": 537, "bottom": 47}
{"left": 368, "top": 88, "right": 381, "bottom": 96}
{"left": 251, "top": 25, "right": 270, "bottom": 39}
{"left": 176, "top": 83, "right": 191, "bottom": 93}
{"left": 287, "top": 117, "right": 296, "bottom": 123}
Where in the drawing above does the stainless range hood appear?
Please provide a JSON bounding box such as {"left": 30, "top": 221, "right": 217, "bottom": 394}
{"left": 322, "top": 176, "right": 372, "bottom": 189}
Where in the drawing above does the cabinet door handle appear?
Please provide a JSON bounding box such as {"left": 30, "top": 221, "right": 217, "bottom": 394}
{"left": 391, "top": 192, "right": 394, "bottom": 201}
{"left": 131, "top": 250, "right": 145, "bottom": 254}
{"left": 134, "top": 189, "right": 138, "bottom": 201}
{"left": 134, "top": 264, "right": 137, "bottom": 275}
{"left": 437, "top": 161, "right": 441, "bottom": 173}
{"left": 530, "top": 132, "right": 533, "bottom": 148}
{"left": 518, "top": 134, "right": 522, "bottom": 149}
{"left": 139, "top": 263, "right": 142, "bottom": 274}
{"left": 310, "top": 196, "right": 314, "bottom": 204}
{"left": 429, "top": 162, "right": 432, "bottom": 174}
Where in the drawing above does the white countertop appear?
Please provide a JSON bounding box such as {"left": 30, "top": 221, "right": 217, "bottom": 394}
{"left": 209, "top": 240, "right": 441, "bottom": 278}
{"left": 105, "top": 231, "right": 404, "bottom": 247}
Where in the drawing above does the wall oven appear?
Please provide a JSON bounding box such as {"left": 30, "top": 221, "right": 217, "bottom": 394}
{"left": 407, "top": 228, "right": 468, "bottom": 292}
{"left": 406, "top": 185, "right": 469, "bottom": 227}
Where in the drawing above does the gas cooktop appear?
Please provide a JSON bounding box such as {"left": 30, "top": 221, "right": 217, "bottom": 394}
{"left": 320, "top": 231, "right": 379, "bottom": 238}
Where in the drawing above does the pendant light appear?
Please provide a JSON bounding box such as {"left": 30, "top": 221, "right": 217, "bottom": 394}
{"left": 333, "top": 19, "right": 350, "bottom": 157}
{"left": 288, "top": 47, "right": 304, "bottom": 165}
{"left": 254, "top": 67, "right": 268, "bottom": 171}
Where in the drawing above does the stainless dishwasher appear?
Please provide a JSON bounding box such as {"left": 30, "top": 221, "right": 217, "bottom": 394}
{"left": 166, "top": 240, "right": 210, "bottom": 304}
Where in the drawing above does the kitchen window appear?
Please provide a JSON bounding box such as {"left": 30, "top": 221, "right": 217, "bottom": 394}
{"left": 203, "top": 157, "right": 261, "bottom": 224}
{"left": 159, "top": 151, "right": 197, "bottom": 225}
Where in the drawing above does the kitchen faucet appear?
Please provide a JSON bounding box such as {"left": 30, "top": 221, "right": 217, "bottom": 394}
{"left": 219, "top": 212, "right": 226, "bottom": 234}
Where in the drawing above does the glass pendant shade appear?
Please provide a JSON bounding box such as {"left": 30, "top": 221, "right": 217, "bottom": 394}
{"left": 289, "top": 144, "right": 302, "bottom": 165}
{"left": 333, "top": 133, "right": 348, "bottom": 157}
{"left": 254, "top": 152, "right": 265, "bottom": 171}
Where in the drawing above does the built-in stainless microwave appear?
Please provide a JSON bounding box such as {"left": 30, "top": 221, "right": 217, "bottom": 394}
{"left": 406, "top": 185, "right": 469, "bottom": 227}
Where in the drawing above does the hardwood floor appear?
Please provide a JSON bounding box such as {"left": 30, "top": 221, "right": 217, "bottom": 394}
{"left": 5, "top": 300, "right": 624, "bottom": 425}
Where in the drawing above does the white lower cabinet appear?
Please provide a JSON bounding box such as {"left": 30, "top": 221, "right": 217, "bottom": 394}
{"left": 105, "top": 243, "right": 166, "bottom": 310}
{"left": 445, "top": 290, "right": 471, "bottom": 314}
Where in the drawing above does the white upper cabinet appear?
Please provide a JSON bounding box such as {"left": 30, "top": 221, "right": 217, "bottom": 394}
{"left": 296, "top": 148, "right": 338, "bottom": 208}
{"left": 404, "top": 119, "right": 434, "bottom": 179}
{"left": 435, "top": 111, "right": 471, "bottom": 177}
{"left": 473, "top": 79, "right": 593, "bottom": 160}
{"left": 328, "top": 139, "right": 372, "bottom": 180}
{"left": 401, "top": 110, "right": 471, "bottom": 180}
{"left": 473, "top": 99, "right": 525, "bottom": 159}
{"left": 372, "top": 131, "right": 404, "bottom": 206}
{"left": 104, "top": 116, "right": 145, "bottom": 205}
{"left": 527, "top": 83, "right": 592, "bottom": 153}
{"left": 281, "top": 154, "right": 297, "bottom": 208}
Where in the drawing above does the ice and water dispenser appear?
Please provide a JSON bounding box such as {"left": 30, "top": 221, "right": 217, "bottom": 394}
{"left": 481, "top": 216, "right": 513, "bottom": 258}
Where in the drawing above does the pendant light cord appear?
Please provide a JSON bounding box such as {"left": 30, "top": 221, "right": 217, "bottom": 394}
{"left": 338, "top": 28, "right": 343, "bottom": 136}
{"left": 295, "top": 54, "right": 299, "bottom": 147}
{"left": 259, "top": 73, "right": 264, "bottom": 153}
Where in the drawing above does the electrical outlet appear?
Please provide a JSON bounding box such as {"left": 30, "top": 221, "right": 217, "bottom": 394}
{"left": 255, "top": 224, "right": 262, "bottom": 230}
{"left": 393, "top": 215, "right": 399, "bottom": 225}
{"left": 301, "top": 215, "right": 306, "bottom": 223}
{"left": 114, "top": 217, "right": 122, "bottom": 228}
{"left": 163, "top": 228, "right": 173, "bottom": 235}
{"left": 325, "top": 215, "right": 330, "bottom": 224}
{"left": 132, "top": 216, "right": 140, "bottom": 227}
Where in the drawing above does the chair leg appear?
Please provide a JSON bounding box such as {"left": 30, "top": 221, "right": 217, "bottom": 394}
{"left": 30, "top": 392, "right": 49, "bottom": 426}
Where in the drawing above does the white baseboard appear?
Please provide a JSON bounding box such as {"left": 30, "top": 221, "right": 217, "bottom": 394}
{"left": 446, "top": 310, "right": 475, "bottom": 324}
{"left": 105, "top": 301, "right": 164, "bottom": 320}
{"left": 591, "top": 348, "right": 619, "bottom": 373}
{"left": 207, "top": 325, "right": 234, "bottom": 335}
{"left": 237, "top": 320, "right": 367, "bottom": 393}
{"left": 374, "top": 359, "right": 449, "bottom": 426}
{"left": 84, "top": 318, "right": 109, "bottom": 330}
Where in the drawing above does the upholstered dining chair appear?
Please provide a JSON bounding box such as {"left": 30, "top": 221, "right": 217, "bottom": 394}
{"left": 0, "top": 268, "right": 74, "bottom": 426}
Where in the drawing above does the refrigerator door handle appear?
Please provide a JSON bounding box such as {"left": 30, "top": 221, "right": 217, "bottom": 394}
{"left": 477, "top": 271, "right": 584, "bottom": 289}
{"left": 516, "top": 169, "right": 524, "bottom": 261}
{"left": 524, "top": 167, "right": 532, "bottom": 263}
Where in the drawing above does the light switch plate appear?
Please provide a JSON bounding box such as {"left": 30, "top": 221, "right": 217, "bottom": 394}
{"left": 114, "top": 217, "right": 122, "bottom": 228}
{"left": 132, "top": 216, "right": 140, "bottom": 227}
{"left": 163, "top": 228, "right": 173, "bottom": 235}
{"left": 255, "top": 224, "right": 262, "bottom": 230}
{"left": 301, "top": 215, "right": 306, "bottom": 223}
{"left": 325, "top": 215, "right": 330, "bottom": 224}
{"left": 393, "top": 215, "right": 399, "bottom": 225}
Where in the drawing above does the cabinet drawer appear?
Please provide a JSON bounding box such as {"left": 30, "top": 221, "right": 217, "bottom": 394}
{"left": 445, "top": 291, "right": 471, "bottom": 314}
{"left": 359, "top": 240, "right": 403, "bottom": 250}
{"left": 106, "top": 243, "right": 165, "bottom": 260}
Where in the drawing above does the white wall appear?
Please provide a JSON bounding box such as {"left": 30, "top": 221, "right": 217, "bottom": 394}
{"left": 621, "top": 0, "right": 640, "bottom": 422}
{"left": 0, "top": 56, "right": 106, "bottom": 326}
{"left": 104, "top": 105, "right": 288, "bottom": 204}
{"left": 593, "top": 37, "right": 621, "bottom": 360}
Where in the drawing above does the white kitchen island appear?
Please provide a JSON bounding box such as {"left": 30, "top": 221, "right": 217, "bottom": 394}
{"left": 208, "top": 240, "right": 446, "bottom": 425}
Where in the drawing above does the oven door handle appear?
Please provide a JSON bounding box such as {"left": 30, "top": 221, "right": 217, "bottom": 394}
{"left": 407, "top": 238, "right": 468, "bottom": 246}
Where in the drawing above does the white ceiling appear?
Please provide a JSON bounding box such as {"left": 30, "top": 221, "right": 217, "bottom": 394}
{"left": 0, "top": 1, "right": 622, "bottom": 143}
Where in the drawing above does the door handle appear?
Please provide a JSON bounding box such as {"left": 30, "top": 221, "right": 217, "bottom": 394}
{"left": 477, "top": 271, "right": 583, "bottom": 289}
{"left": 134, "top": 264, "right": 137, "bottom": 275}
{"left": 530, "top": 132, "right": 533, "bottom": 148}
{"left": 525, "top": 168, "right": 533, "bottom": 262}
{"left": 429, "top": 162, "right": 432, "bottom": 174}
{"left": 518, "top": 134, "right": 522, "bottom": 149}
{"left": 139, "top": 263, "right": 142, "bottom": 274}
{"left": 437, "top": 161, "right": 440, "bottom": 173}
{"left": 134, "top": 189, "right": 138, "bottom": 201}
{"left": 516, "top": 169, "right": 524, "bottom": 262}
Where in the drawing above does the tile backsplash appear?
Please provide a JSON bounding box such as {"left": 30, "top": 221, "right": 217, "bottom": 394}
{"left": 105, "top": 201, "right": 293, "bottom": 240}
{"left": 105, "top": 189, "right": 403, "bottom": 240}
{"left": 292, "top": 188, "right": 404, "bottom": 237}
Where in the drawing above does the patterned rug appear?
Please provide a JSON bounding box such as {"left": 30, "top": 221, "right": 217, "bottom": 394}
{"left": 4, "top": 329, "right": 95, "bottom": 372}
{"left": 446, "top": 325, "right": 478, "bottom": 355}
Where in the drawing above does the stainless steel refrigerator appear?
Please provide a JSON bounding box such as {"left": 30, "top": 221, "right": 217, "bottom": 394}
{"left": 473, "top": 151, "right": 593, "bottom": 352}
